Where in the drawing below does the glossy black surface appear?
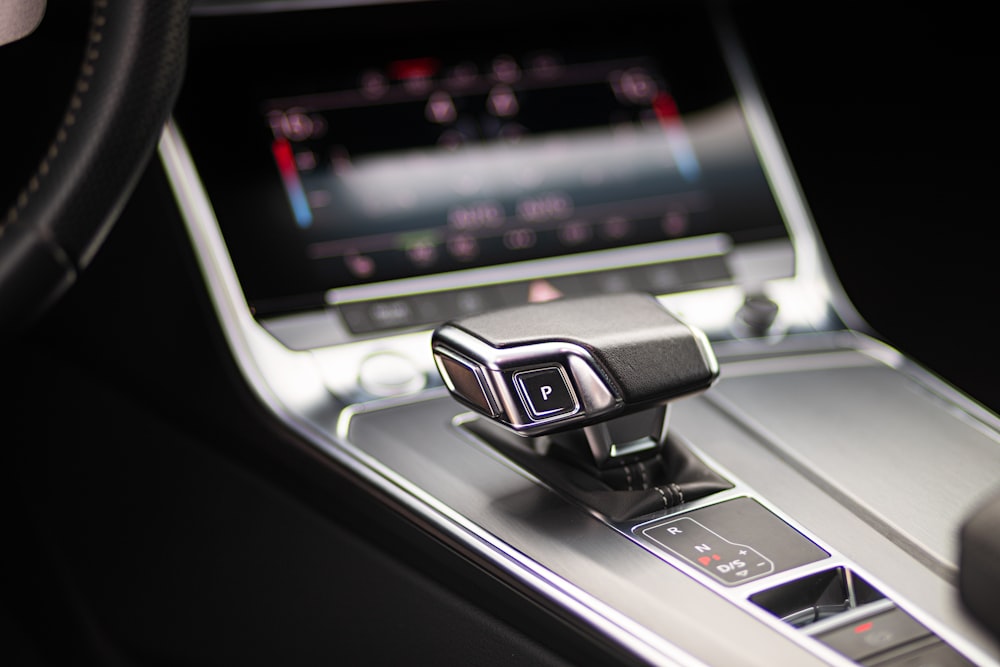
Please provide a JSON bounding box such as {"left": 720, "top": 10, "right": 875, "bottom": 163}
{"left": 733, "top": 2, "right": 1000, "bottom": 411}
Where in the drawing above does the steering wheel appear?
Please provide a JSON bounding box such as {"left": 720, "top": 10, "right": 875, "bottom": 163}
{"left": 0, "top": 0, "right": 190, "bottom": 337}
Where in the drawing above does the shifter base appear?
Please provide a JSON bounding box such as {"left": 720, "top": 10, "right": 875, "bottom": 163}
{"left": 462, "top": 416, "right": 732, "bottom": 522}
{"left": 553, "top": 405, "right": 670, "bottom": 469}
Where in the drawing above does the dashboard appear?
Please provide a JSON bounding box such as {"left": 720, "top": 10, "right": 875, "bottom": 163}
{"left": 154, "top": 2, "right": 1000, "bottom": 666}
{"left": 174, "top": 1, "right": 796, "bottom": 350}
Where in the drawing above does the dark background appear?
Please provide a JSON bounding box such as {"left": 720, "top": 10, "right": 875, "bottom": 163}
{"left": 732, "top": 2, "right": 1000, "bottom": 412}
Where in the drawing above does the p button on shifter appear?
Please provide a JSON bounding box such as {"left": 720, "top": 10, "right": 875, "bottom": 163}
{"left": 515, "top": 367, "right": 578, "bottom": 420}
{"left": 431, "top": 292, "right": 719, "bottom": 454}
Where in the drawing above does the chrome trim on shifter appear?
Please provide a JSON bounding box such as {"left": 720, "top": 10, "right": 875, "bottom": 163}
{"left": 433, "top": 324, "right": 621, "bottom": 434}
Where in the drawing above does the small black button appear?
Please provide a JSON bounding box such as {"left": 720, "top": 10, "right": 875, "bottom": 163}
{"left": 515, "top": 367, "right": 577, "bottom": 419}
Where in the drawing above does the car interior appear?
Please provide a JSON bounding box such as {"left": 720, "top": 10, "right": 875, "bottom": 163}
{"left": 3, "top": 1, "right": 999, "bottom": 666}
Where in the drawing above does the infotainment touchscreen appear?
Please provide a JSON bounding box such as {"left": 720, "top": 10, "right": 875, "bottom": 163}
{"left": 265, "top": 51, "right": 737, "bottom": 287}
{"left": 175, "top": 2, "right": 791, "bottom": 336}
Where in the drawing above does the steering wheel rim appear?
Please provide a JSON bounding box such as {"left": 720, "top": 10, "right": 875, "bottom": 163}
{"left": 0, "top": 0, "right": 190, "bottom": 337}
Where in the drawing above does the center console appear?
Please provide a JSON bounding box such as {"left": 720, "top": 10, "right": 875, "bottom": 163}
{"left": 163, "top": 1, "right": 1000, "bottom": 664}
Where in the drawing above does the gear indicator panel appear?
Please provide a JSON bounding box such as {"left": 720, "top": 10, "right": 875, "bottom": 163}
{"left": 636, "top": 497, "right": 829, "bottom": 587}
{"left": 645, "top": 517, "right": 775, "bottom": 585}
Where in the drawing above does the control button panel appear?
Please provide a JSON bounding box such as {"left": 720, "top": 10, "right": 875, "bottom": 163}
{"left": 751, "top": 566, "right": 978, "bottom": 666}
{"left": 815, "top": 607, "right": 931, "bottom": 662}
{"left": 514, "top": 367, "right": 578, "bottom": 420}
{"left": 338, "top": 255, "right": 732, "bottom": 334}
{"left": 636, "top": 497, "right": 829, "bottom": 587}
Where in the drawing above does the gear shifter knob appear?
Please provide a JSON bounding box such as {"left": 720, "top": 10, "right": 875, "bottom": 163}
{"left": 431, "top": 292, "right": 719, "bottom": 464}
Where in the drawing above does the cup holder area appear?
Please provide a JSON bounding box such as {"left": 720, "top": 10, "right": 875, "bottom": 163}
{"left": 750, "top": 567, "right": 886, "bottom": 629}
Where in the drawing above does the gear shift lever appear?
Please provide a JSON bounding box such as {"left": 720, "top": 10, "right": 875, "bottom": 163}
{"left": 432, "top": 292, "right": 719, "bottom": 469}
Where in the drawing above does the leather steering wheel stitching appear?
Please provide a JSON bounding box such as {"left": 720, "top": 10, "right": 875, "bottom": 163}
{"left": 0, "top": 0, "right": 190, "bottom": 333}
